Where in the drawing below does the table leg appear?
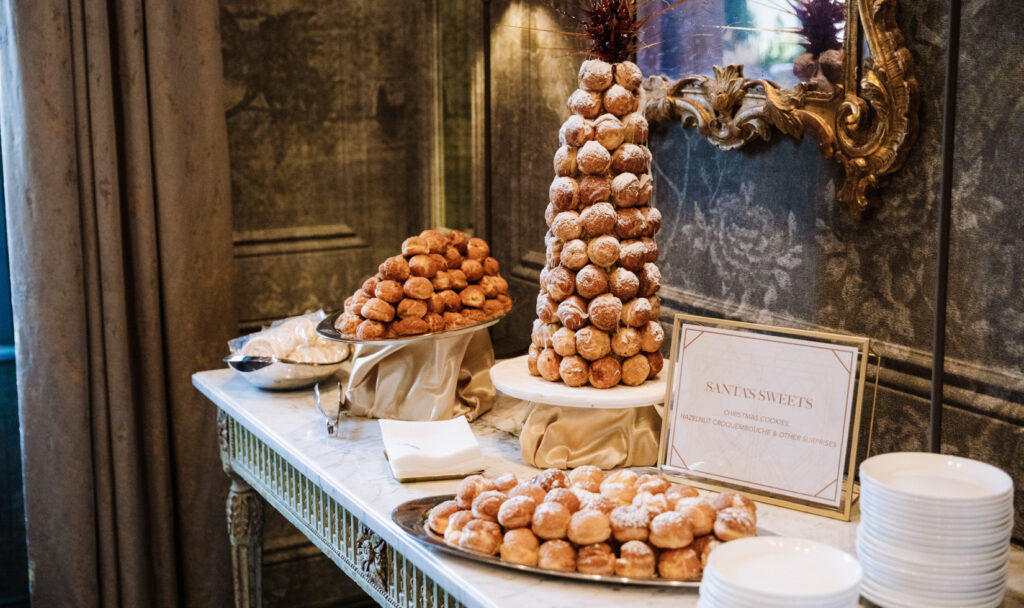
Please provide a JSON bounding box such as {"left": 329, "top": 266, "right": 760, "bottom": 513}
{"left": 227, "top": 476, "right": 264, "bottom": 608}
{"left": 219, "top": 409, "right": 264, "bottom": 608}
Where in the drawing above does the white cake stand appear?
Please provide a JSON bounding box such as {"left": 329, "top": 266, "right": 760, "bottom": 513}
{"left": 489, "top": 354, "right": 667, "bottom": 408}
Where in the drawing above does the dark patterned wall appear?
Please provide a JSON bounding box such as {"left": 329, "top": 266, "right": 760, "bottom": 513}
{"left": 946, "top": 0, "right": 1024, "bottom": 397}
{"left": 486, "top": 2, "right": 582, "bottom": 354}
{"left": 942, "top": 0, "right": 1024, "bottom": 541}
{"left": 221, "top": 0, "right": 438, "bottom": 331}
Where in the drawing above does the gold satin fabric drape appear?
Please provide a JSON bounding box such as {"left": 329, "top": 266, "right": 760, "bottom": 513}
{"left": 0, "top": 0, "right": 234, "bottom": 605}
{"left": 519, "top": 404, "right": 662, "bottom": 469}
{"left": 346, "top": 330, "right": 496, "bottom": 421}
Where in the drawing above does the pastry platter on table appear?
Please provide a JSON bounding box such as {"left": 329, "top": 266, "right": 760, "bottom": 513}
{"left": 392, "top": 494, "right": 696, "bottom": 588}
{"left": 490, "top": 354, "right": 667, "bottom": 408}
{"left": 391, "top": 491, "right": 774, "bottom": 588}
{"left": 316, "top": 310, "right": 506, "bottom": 346}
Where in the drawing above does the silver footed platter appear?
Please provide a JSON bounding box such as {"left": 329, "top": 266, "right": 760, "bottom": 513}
{"left": 317, "top": 310, "right": 505, "bottom": 346}
{"left": 391, "top": 494, "right": 701, "bottom": 588}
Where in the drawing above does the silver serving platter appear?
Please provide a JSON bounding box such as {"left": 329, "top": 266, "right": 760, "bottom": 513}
{"left": 317, "top": 310, "right": 505, "bottom": 346}
{"left": 224, "top": 352, "right": 347, "bottom": 390}
{"left": 391, "top": 494, "right": 701, "bottom": 588}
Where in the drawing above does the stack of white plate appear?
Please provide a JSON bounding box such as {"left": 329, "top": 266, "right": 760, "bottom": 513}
{"left": 698, "top": 537, "right": 862, "bottom": 608}
{"left": 858, "top": 452, "right": 1014, "bottom": 608}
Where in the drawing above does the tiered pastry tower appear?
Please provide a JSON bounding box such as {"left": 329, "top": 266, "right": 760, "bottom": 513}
{"left": 528, "top": 59, "right": 664, "bottom": 389}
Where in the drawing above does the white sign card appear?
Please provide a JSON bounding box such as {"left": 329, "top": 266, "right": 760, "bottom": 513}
{"left": 664, "top": 323, "right": 860, "bottom": 507}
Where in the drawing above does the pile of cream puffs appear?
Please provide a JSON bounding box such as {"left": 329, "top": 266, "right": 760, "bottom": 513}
{"left": 335, "top": 230, "right": 511, "bottom": 339}
{"left": 530, "top": 59, "right": 664, "bottom": 389}
{"left": 427, "top": 467, "right": 757, "bottom": 579}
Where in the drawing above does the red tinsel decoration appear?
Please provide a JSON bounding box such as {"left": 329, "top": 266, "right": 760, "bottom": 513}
{"left": 556, "top": 0, "right": 688, "bottom": 63}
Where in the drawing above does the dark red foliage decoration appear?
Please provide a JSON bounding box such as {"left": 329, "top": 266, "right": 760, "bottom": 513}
{"left": 555, "top": 0, "right": 688, "bottom": 64}
{"left": 791, "top": 0, "right": 844, "bottom": 56}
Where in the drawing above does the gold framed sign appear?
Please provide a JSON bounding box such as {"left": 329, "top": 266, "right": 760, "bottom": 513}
{"left": 658, "top": 313, "right": 874, "bottom": 521}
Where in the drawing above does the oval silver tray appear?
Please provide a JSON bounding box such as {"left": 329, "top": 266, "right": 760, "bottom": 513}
{"left": 391, "top": 494, "right": 701, "bottom": 588}
{"left": 317, "top": 310, "right": 505, "bottom": 346}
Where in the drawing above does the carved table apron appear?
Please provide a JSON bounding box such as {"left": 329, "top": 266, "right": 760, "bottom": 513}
{"left": 193, "top": 369, "right": 1024, "bottom": 608}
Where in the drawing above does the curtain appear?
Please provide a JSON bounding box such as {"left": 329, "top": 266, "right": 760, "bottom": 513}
{"left": 0, "top": 0, "right": 235, "bottom": 606}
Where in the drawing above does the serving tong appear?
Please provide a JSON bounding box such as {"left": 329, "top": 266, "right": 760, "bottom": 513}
{"left": 313, "top": 377, "right": 349, "bottom": 437}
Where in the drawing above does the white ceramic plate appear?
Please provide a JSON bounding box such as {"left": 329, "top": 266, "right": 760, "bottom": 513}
{"left": 857, "top": 525, "right": 1011, "bottom": 566}
{"left": 700, "top": 568, "right": 859, "bottom": 607}
{"left": 860, "top": 511, "right": 1014, "bottom": 539}
{"left": 856, "top": 540, "right": 1007, "bottom": 573}
{"left": 857, "top": 536, "right": 1009, "bottom": 576}
{"left": 859, "top": 556, "right": 1010, "bottom": 584}
{"left": 860, "top": 491, "right": 1014, "bottom": 522}
{"left": 859, "top": 498, "right": 1014, "bottom": 531}
{"left": 860, "top": 519, "right": 1011, "bottom": 548}
{"left": 861, "top": 479, "right": 1013, "bottom": 508}
{"left": 489, "top": 354, "right": 667, "bottom": 408}
{"left": 704, "top": 537, "right": 861, "bottom": 601}
{"left": 859, "top": 513, "right": 1013, "bottom": 547}
{"left": 859, "top": 497, "right": 1014, "bottom": 530}
{"left": 861, "top": 479, "right": 1013, "bottom": 514}
{"left": 866, "top": 572, "right": 1007, "bottom": 595}
{"left": 701, "top": 569, "right": 857, "bottom": 605}
{"left": 861, "top": 573, "right": 1007, "bottom": 602}
{"left": 858, "top": 556, "right": 1008, "bottom": 588}
{"left": 697, "top": 587, "right": 856, "bottom": 608}
{"left": 860, "top": 453, "right": 1013, "bottom": 502}
{"left": 861, "top": 576, "right": 1005, "bottom": 608}
{"left": 858, "top": 550, "right": 1008, "bottom": 592}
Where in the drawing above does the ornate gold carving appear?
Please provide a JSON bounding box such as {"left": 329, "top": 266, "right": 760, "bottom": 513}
{"left": 763, "top": 0, "right": 918, "bottom": 216}
{"left": 356, "top": 525, "right": 389, "bottom": 592}
{"left": 645, "top": 0, "right": 918, "bottom": 217}
{"left": 644, "top": 65, "right": 770, "bottom": 151}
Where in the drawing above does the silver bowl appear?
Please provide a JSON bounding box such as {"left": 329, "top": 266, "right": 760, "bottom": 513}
{"left": 224, "top": 350, "right": 348, "bottom": 390}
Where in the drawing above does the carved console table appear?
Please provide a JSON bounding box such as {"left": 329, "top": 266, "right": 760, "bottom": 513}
{"left": 193, "top": 369, "right": 1024, "bottom": 608}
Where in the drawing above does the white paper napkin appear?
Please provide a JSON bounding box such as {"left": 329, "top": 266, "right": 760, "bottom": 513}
{"left": 379, "top": 417, "right": 483, "bottom": 481}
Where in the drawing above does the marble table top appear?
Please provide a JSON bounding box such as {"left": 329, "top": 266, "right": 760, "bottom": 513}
{"left": 193, "top": 368, "right": 1024, "bottom": 608}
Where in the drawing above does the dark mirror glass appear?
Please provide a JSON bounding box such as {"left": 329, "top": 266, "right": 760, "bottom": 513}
{"left": 638, "top": 0, "right": 845, "bottom": 91}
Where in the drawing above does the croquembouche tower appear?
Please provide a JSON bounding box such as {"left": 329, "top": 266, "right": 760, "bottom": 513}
{"left": 527, "top": 1, "right": 666, "bottom": 389}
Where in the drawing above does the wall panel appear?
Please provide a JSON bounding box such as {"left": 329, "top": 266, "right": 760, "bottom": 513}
{"left": 220, "top": 0, "right": 442, "bottom": 603}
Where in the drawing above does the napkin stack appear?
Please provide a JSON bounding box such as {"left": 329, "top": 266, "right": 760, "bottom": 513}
{"left": 379, "top": 418, "right": 483, "bottom": 481}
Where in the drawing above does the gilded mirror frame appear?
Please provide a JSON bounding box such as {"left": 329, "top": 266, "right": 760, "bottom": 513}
{"left": 642, "top": 0, "right": 919, "bottom": 218}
